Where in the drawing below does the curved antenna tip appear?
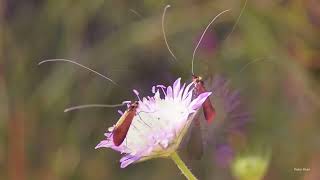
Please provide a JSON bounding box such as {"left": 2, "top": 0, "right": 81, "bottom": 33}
{"left": 38, "top": 60, "right": 47, "bottom": 65}
{"left": 162, "top": 4, "right": 177, "bottom": 61}
{"left": 37, "top": 59, "right": 118, "bottom": 86}
{"left": 63, "top": 103, "right": 126, "bottom": 112}
{"left": 191, "top": 9, "right": 231, "bottom": 74}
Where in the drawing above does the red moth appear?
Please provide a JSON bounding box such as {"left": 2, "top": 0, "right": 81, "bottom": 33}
{"left": 192, "top": 74, "right": 216, "bottom": 123}
{"left": 37, "top": 59, "right": 138, "bottom": 146}
{"left": 160, "top": 6, "right": 232, "bottom": 159}
{"left": 112, "top": 101, "right": 139, "bottom": 146}
{"left": 161, "top": 5, "right": 221, "bottom": 124}
{"left": 186, "top": 75, "right": 216, "bottom": 159}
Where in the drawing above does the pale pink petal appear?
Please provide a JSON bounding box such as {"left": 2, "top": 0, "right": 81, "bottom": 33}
{"left": 177, "top": 83, "right": 186, "bottom": 101}
{"left": 95, "top": 140, "right": 111, "bottom": 149}
{"left": 189, "top": 92, "right": 212, "bottom": 110}
{"left": 118, "top": 110, "right": 124, "bottom": 115}
{"left": 152, "top": 86, "right": 156, "bottom": 94}
{"left": 184, "top": 91, "right": 193, "bottom": 106}
{"left": 166, "top": 86, "right": 173, "bottom": 99}
{"left": 182, "top": 82, "right": 194, "bottom": 100}
{"left": 120, "top": 155, "right": 141, "bottom": 168}
{"left": 173, "top": 78, "right": 181, "bottom": 98}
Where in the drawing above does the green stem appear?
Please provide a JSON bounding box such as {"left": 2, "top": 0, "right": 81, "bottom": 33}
{"left": 170, "top": 151, "right": 198, "bottom": 180}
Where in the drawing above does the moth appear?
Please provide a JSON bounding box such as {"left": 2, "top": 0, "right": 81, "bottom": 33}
{"left": 112, "top": 101, "right": 139, "bottom": 146}
{"left": 185, "top": 75, "right": 216, "bottom": 159}
{"left": 192, "top": 74, "right": 216, "bottom": 123}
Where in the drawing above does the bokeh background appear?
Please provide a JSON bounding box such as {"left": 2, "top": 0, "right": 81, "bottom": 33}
{"left": 1, "top": 0, "right": 320, "bottom": 179}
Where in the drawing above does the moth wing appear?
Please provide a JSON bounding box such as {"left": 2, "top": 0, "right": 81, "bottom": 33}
{"left": 113, "top": 110, "right": 136, "bottom": 146}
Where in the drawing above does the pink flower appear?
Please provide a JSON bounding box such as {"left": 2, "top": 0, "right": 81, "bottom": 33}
{"left": 96, "top": 78, "right": 212, "bottom": 168}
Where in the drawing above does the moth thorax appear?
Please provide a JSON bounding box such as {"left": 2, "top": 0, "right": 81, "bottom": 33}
{"left": 129, "top": 101, "right": 139, "bottom": 110}
{"left": 192, "top": 74, "right": 203, "bottom": 83}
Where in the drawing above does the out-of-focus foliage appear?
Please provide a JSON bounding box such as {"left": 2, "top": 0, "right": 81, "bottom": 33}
{"left": 1, "top": 0, "right": 320, "bottom": 179}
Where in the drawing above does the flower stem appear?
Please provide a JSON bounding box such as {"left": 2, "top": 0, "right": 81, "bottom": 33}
{"left": 170, "top": 151, "right": 198, "bottom": 180}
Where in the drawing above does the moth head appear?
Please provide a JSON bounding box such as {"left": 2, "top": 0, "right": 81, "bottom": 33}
{"left": 192, "top": 74, "right": 203, "bottom": 84}
{"left": 130, "top": 101, "right": 139, "bottom": 109}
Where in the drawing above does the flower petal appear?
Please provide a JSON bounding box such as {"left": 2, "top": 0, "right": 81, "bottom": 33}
{"left": 152, "top": 86, "right": 156, "bottom": 94}
{"left": 95, "top": 140, "right": 111, "bottom": 149}
{"left": 184, "top": 90, "right": 193, "bottom": 107}
{"left": 189, "top": 92, "right": 212, "bottom": 110}
{"left": 120, "top": 154, "right": 141, "bottom": 168}
{"left": 177, "top": 83, "right": 186, "bottom": 101}
{"left": 96, "top": 78, "right": 210, "bottom": 168}
{"left": 173, "top": 78, "right": 181, "bottom": 98}
{"left": 118, "top": 110, "right": 124, "bottom": 115}
{"left": 182, "top": 82, "right": 194, "bottom": 100}
{"left": 166, "top": 86, "right": 173, "bottom": 99}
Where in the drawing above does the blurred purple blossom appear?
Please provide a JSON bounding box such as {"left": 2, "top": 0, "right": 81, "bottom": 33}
{"left": 194, "top": 30, "right": 218, "bottom": 56}
{"left": 215, "top": 144, "right": 234, "bottom": 168}
{"left": 199, "top": 75, "right": 251, "bottom": 168}
{"left": 306, "top": 0, "right": 320, "bottom": 27}
{"left": 210, "top": 75, "right": 251, "bottom": 133}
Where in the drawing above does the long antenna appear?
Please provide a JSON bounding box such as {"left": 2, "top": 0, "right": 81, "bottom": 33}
{"left": 64, "top": 103, "right": 125, "bottom": 112}
{"left": 129, "top": 9, "right": 142, "bottom": 18}
{"left": 207, "top": 57, "right": 278, "bottom": 92}
{"left": 238, "top": 57, "right": 276, "bottom": 73}
{"left": 191, "top": 9, "right": 231, "bottom": 75}
{"left": 224, "top": 0, "right": 248, "bottom": 42}
{"left": 162, "top": 5, "right": 177, "bottom": 61}
{"left": 38, "top": 59, "right": 118, "bottom": 85}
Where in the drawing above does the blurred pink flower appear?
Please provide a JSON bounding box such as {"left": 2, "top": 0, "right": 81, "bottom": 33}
{"left": 194, "top": 30, "right": 218, "bottom": 56}
{"left": 198, "top": 75, "right": 251, "bottom": 167}
{"left": 215, "top": 144, "right": 234, "bottom": 168}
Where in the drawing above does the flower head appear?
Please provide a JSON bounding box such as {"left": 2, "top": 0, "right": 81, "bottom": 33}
{"left": 96, "top": 78, "right": 212, "bottom": 168}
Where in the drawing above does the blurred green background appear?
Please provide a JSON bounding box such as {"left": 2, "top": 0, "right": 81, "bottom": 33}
{"left": 1, "top": 0, "right": 320, "bottom": 179}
